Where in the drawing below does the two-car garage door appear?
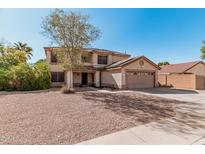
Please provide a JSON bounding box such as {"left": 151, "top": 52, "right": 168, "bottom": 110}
{"left": 126, "top": 71, "right": 155, "bottom": 89}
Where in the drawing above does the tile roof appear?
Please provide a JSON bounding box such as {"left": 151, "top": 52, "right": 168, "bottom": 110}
{"left": 44, "top": 47, "right": 130, "bottom": 57}
{"left": 106, "top": 57, "right": 136, "bottom": 69}
{"left": 106, "top": 56, "right": 160, "bottom": 70}
{"left": 85, "top": 48, "right": 130, "bottom": 56}
{"left": 159, "top": 61, "right": 203, "bottom": 74}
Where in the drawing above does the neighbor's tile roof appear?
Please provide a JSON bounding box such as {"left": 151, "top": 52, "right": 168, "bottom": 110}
{"left": 159, "top": 61, "right": 202, "bottom": 74}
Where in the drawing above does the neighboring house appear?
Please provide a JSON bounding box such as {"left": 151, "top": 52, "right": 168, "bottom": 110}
{"left": 44, "top": 47, "right": 160, "bottom": 89}
{"left": 158, "top": 61, "right": 205, "bottom": 90}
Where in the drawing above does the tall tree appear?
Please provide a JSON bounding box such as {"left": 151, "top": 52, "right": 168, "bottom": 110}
{"left": 14, "top": 42, "right": 33, "bottom": 59}
{"left": 158, "top": 61, "right": 170, "bottom": 66}
{"left": 200, "top": 41, "right": 205, "bottom": 59}
{"left": 41, "top": 9, "right": 101, "bottom": 90}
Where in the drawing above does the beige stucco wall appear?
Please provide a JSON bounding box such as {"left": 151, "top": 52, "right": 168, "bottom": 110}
{"left": 101, "top": 69, "right": 122, "bottom": 88}
{"left": 123, "top": 58, "right": 158, "bottom": 70}
{"left": 187, "top": 63, "right": 205, "bottom": 76}
{"left": 196, "top": 75, "right": 205, "bottom": 90}
{"left": 112, "top": 55, "right": 128, "bottom": 63}
{"left": 50, "top": 64, "right": 64, "bottom": 72}
{"left": 158, "top": 74, "right": 201, "bottom": 89}
{"left": 158, "top": 75, "right": 167, "bottom": 86}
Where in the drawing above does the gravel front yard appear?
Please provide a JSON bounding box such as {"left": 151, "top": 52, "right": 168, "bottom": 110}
{"left": 0, "top": 90, "right": 177, "bottom": 144}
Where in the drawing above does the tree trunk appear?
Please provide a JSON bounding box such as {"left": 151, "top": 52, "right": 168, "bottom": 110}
{"left": 66, "top": 70, "right": 73, "bottom": 90}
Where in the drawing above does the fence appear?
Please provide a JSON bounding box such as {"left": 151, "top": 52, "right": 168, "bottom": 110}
{"left": 158, "top": 74, "right": 205, "bottom": 90}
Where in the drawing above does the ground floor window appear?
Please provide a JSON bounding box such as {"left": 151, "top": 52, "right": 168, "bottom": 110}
{"left": 51, "top": 72, "right": 65, "bottom": 82}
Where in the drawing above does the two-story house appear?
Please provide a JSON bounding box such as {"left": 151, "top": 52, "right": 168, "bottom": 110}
{"left": 44, "top": 47, "right": 160, "bottom": 89}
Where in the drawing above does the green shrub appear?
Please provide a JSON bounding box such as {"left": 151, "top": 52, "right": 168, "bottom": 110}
{"left": 0, "top": 62, "right": 51, "bottom": 91}
{"left": 0, "top": 69, "right": 10, "bottom": 90}
{"left": 33, "top": 61, "right": 51, "bottom": 90}
{"left": 8, "top": 63, "right": 35, "bottom": 91}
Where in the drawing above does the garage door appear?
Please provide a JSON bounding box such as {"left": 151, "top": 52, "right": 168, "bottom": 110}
{"left": 126, "top": 71, "right": 155, "bottom": 89}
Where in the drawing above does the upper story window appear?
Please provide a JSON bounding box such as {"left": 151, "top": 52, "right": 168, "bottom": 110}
{"left": 51, "top": 51, "right": 57, "bottom": 63}
{"left": 98, "top": 55, "right": 108, "bottom": 65}
{"left": 82, "top": 55, "right": 91, "bottom": 63}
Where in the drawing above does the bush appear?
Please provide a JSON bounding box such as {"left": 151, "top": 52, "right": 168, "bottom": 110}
{"left": 8, "top": 63, "right": 35, "bottom": 91}
{"left": 33, "top": 61, "right": 51, "bottom": 90}
{"left": 0, "top": 62, "right": 51, "bottom": 91}
{"left": 0, "top": 69, "right": 11, "bottom": 90}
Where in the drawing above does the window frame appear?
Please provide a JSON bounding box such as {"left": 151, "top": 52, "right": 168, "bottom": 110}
{"left": 51, "top": 72, "right": 65, "bottom": 82}
{"left": 98, "top": 55, "right": 108, "bottom": 65}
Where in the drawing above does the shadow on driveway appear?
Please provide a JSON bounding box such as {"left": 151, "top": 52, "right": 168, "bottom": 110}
{"left": 134, "top": 87, "right": 199, "bottom": 94}
{"left": 83, "top": 92, "right": 175, "bottom": 124}
{"left": 83, "top": 91, "right": 205, "bottom": 135}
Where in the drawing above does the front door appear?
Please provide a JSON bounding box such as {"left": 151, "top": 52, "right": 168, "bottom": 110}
{"left": 82, "top": 73, "right": 88, "bottom": 85}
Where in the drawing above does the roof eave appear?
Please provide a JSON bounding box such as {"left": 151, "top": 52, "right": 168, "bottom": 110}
{"left": 43, "top": 47, "right": 130, "bottom": 57}
{"left": 106, "top": 67, "right": 122, "bottom": 71}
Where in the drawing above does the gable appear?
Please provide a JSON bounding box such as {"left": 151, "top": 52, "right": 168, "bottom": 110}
{"left": 186, "top": 63, "right": 205, "bottom": 76}
{"left": 123, "top": 57, "right": 159, "bottom": 71}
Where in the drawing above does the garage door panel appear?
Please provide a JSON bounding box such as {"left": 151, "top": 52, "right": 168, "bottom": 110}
{"left": 126, "top": 71, "right": 154, "bottom": 89}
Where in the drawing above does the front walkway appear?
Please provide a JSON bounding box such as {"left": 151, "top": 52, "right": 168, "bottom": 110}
{"left": 77, "top": 88, "right": 205, "bottom": 145}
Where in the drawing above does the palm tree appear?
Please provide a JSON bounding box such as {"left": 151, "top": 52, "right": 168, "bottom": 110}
{"left": 14, "top": 42, "right": 33, "bottom": 59}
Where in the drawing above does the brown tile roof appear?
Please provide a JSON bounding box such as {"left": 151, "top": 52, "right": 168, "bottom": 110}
{"left": 106, "top": 55, "right": 160, "bottom": 70}
{"left": 44, "top": 47, "right": 130, "bottom": 57}
{"left": 159, "top": 61, "right": 203, "bottom": 74}
{"left": 106, "top": 57, "right": 137, "bottom": 69}
{"left": 85, "top": 48, "right": 130, "bottom": 57}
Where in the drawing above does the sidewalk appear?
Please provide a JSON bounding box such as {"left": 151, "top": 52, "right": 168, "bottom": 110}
{"left": 77, "top": 121, "right": 205, "bottom": 145}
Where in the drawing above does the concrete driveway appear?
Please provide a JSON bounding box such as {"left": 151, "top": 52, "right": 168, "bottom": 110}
{"left": 133, "top": 88, "right": 205, "bottom": 104}
{"left": 78, "top": 88, "right": 205, "bottom": 145}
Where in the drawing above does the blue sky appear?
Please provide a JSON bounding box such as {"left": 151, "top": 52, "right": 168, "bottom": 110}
{"left": 0, "top": 8, "right": 205, "bottom": 64}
